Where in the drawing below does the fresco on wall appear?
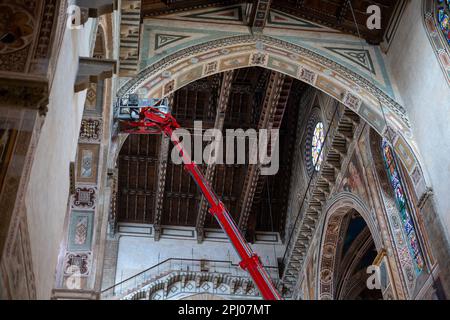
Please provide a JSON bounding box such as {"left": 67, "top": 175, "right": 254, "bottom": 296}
{"left": 340, "top": 153, "right": 369, "bottom": 204}
{"left": 306, "top": 252, "right": 317, "bottom": 299}
{"left": 302, "top": 237, "right": 319, "bottom": 300}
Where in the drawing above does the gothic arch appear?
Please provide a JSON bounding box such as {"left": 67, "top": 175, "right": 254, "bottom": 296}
{"left": 317, "top": 192, "right": 382, "bottom": 300}
{"left": 97, "top": 14, "right": 114, "bottom": 59}
{"left": 334, "top": 228, "right": 375, "bottom": 299}
{"left": 114, "top": 35, "right": 429, "bottom": 198}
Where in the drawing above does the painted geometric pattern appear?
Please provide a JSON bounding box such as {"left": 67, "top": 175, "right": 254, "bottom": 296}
{"left": 156, "top": 5, "right": 244, "bottom": 24}
{"left": 141, "top": 24, "right": 244, "bottom": 68}
{"left": 68, "top": 211, "right": 94, "bottom": 252}
{"left": 123, "top": 35, "right": 407, "bottom": 136}
{"left": 81, "top": 150, "right": 93, "bottom": 178}
{"left": 424, "top": 0, "right": 450, "bottom": 85}
{"left": 384, "top": 197, "right": 417, "bottom": 293}
{"left": 79, "top": 119, "right": 102, "bottom": 142}
{"left": 84, "top": 81, "right": 104, "bottom": 116}
{"left": 77, "top": 144, "right": 100, "bottom": 184}
{"left": 267, "top": 9, "right": 335, "bottom": 31}
{"left": 72, "top": 186, "right": 96, "bottom": 209}
{"left": 382, "top": 141, "right": 424, "bottom": 276}
{"left": 64, "top": 252, "right": 90, "bottom": 275}
{"left": 140, "top": 18, "right": 394, "bottom": 99}
{"left": 182, "top": 5, "right": 243, "bottom": 22}
{"left": 75, "top": 217, "right": 88, "bottom": 245}
{"left": 155, "top": 34, "right": 190, "bottom": 50}
{"left": 85, "top": 83, "right": 97, "bottom": 108}
{"left": 325, "top": 47, "right": 376, "bottom": 74}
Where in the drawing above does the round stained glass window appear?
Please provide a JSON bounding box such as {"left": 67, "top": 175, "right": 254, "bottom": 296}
{"left": 311, "top": 122, "right": 324, "bottom": 171}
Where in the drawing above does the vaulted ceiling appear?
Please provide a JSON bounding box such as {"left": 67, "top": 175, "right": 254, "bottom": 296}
{"left": 140, "top": 0, "right": 398, "bottom": 44}
{"left": 117, "top": 67, "right": 308, "bottom": 241}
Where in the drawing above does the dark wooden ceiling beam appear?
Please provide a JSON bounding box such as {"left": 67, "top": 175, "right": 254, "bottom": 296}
{"left": 153, "top": 94, "right": 174, "bottom": 241}
{"left": 196, "top": 70, "right": 235, "bottom": 243}
{"left": 237, "top": 71, "right": 292, "bottom": 239}
{"left": 271, "top": 0, "right": 396, "bottom": 44}
{"left": 336, "top": 0, "right": 350, "bottom": 26}
{"left": 141, "top": 0, "right": 247, "bottom": 18}
{"left": 248, "top": 0, "right": 272, "bottom": 33}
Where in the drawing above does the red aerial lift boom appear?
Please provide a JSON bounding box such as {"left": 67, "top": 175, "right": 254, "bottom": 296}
{"left": 118, "top": 101, "right": 282, "bottom": 300}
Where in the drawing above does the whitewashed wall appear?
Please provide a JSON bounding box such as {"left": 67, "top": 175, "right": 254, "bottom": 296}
{"left": 385, "top": 2, "right": 450, "bottom": 238}
{"left": 24, "top": 21, "right": 96, "bottom": 299}
{"left": 115, "top": 233, "right": 284, "bottom": 284}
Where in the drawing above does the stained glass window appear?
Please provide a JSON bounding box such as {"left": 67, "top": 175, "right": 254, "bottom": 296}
{"left": 437, "top": 0, "right": 450, "bottom": 44}
{"left": 382, "top": 139, "right": 424, "bottom": 275}
{"left": 311, "top": 122, "right": 324, "bottom": 171}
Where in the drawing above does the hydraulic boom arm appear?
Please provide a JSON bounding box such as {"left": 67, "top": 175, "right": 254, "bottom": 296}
{"left": 119, "top": 103, "right": 282, "bottom": 300}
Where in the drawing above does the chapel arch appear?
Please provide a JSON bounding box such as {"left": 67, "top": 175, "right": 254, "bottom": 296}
{"left": 317, "top": 193, "right": 383, "bottom": 300}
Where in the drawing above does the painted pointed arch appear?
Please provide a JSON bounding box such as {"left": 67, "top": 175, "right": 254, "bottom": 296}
{"left": 116, "top": 35, "right": 429, "bottom": 199}
{"left": 317, "top": 192, "right": 383, "bottom": 300}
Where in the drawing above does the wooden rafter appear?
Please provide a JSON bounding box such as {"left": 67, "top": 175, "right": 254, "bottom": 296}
{"left": 196, "top": 70, "right": 235, "bottom": 242}
{"left": 153, "top": 94, "right": 174, "bottom": 240}
{"left": 237, "top": 71, "right": 293, "bottom": 239}
{"left": 248, "top": 0, "right": 272, "bottom": 33}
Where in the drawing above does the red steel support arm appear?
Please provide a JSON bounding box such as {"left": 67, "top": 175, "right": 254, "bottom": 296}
{"left": 120, "top": 106, "right": 282, "bottom": 300}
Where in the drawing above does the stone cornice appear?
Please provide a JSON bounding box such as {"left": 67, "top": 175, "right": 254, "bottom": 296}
{"left": 0, "top": 76, "right": 49, "bottom": 116}
{"left": 75, "top": 57, "right": 117, "bottom": 92}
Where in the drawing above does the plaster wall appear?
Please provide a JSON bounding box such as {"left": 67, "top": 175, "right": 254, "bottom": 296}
{"left": 385, "top": 2, "right": 450, "bottom": 238}
{"left": 115, "top": 235, "right": 284, "bottom": 284}
{"left": 24, "top": 21, "right": 95, "bottom": 299}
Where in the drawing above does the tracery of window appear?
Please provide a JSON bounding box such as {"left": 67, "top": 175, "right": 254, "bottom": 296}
{"left": 311, "top": 122, "right": 324, "bottom": 171}
{"left": 437, "top": 0, "right": 450, "bottom": 44}
{"left": 381, "top": 139, "right": 424, "bottom": 275}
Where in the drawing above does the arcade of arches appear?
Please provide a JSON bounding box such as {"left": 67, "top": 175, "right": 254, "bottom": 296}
{"left": 0, "top": 0, "right": 449, "bottom": 301}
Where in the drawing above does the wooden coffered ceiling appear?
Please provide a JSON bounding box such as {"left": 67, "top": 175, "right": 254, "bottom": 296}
{"left": 140, "top": 0, "right": 398, "bottom": 44}
{"left": 117, "top": 67, "right": 308, "bottom": 241}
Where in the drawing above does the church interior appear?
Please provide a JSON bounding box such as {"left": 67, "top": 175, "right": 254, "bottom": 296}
{"left": 0, "top": 0, "right": 450, "bottom": 300}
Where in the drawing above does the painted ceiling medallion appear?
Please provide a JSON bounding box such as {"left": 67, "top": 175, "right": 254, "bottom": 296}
{"left": 0, "top": 4, "right": 34, "bottom": 54}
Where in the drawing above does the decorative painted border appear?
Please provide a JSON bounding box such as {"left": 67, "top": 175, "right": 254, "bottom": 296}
{"left": 423, "top": 0, "right": 450, "bottom": 86}
{"left": 67, "top": 211, "right": 94, "bottom": 252}
{"left": 115, "top": 34, "right": 430, "bottom": 201}
{"left": 118, "top": 35, "right": 407, "bottom": 126}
